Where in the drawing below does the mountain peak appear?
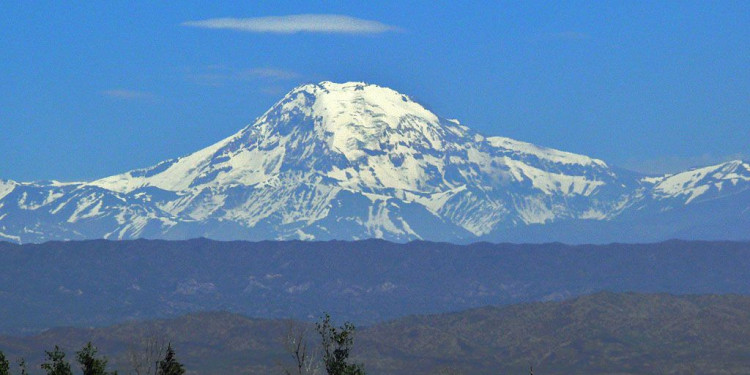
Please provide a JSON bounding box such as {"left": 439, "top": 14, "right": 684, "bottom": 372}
{"left": 280, "top": 80, "right": 439, "bottom": 125}
{"left": 90, "top": 81, "right": 465, "bottom": 195}
{"left": 90, "top": 81, "right": 616, "bottom": 199}
{"left": 257, "top": 81, "right": 451, "bottom": 162}
{"left": 292, "top": 80, "right": 394, "bottom": 94}
{"left": 7, "top": 82, "right": 748, "bottom": 243}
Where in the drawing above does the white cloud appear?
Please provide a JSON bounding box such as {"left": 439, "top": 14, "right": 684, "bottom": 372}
{"left": 238, "top": 68, "right": 300, "bottom": 80}
{"left": 182, "top": 14, "right": 400, "bottom": 34}
{"left": 184, "top": 66, "right": 300, "bottom": 87}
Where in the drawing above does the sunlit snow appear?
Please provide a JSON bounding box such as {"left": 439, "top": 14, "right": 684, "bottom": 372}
{"left": 1, "top": 82, "right": 748, "bottom": 243}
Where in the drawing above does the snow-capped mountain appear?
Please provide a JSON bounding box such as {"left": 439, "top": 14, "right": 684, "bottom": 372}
{"left": 1, "top": 81, "right": 748, "bottom": 243}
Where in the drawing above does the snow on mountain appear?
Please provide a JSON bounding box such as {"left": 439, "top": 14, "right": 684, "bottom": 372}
{"left": 0, "top": 179, "right": 17, "bottom": 201}
{"left": 1, "top": 82, "right": 748, "bottom": 243}
{"left": 486, "top": 136, "right": 607, "bottom": 167}
{"left": 93, "top": 82, "right": 468, "bottom": 195}
{"left": 649, "top": 160, "right": 750, "bottom": 204}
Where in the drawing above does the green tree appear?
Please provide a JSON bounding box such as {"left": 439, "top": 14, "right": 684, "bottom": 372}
{"left": 18, "top": 358, "right": 28, "bottom": 375}
{"left": 157, "top": 344, "right": 184, "bottom": 375}
{"left": 41, "top": 346, "right": 73, "bottom": 375}
{"left": 316, "top": 314, "right": 365, "bottom": 375}
{"left": 76, "top": 342, "right": 113, "bottom": 375}
{"left": 0, "top": 351, "right": 9, "bottom": 375}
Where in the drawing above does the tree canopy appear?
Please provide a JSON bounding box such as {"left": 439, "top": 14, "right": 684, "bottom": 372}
{"left": 157, "top": 344, "right": 185, "bottom": 375}
{"left": 316, "top": 314, "right": 365, "bottom": 375}
{"left": 41, "top": 346, "right": 72, "bottom": 375}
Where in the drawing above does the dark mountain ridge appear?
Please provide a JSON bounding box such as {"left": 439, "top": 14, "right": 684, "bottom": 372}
{"left": 1, "top": 238, "right": 749, "bottom": 336}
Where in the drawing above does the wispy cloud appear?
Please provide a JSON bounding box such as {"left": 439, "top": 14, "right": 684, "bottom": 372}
{"left": 101, "top": 89, "right": 157, "bottom": 101}
{"left": 239, "top": 68, "right": 300, "bottom": 80}
{"left": 182, "top": 14, "right": 401, "bottom": 34}
{"left": 185, "top": 66, "right": 300, "bottom": 87}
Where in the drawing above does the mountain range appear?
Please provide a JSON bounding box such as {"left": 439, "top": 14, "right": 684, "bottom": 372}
{"left": 2, "top": 239, "right": 749, "bottom": 335}
{"left": 1, "top": 81, "right": 748, "bottom": 243}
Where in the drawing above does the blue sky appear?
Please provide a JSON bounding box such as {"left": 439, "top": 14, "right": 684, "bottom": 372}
{"left": 2, "top": 1, "right": 748, "bottom": 181}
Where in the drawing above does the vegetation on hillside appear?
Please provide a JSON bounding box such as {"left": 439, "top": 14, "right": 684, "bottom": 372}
{"left": 0, "top": 315, "right": 367, "bottom": 375}
{"left": 2, "top": 239, "right": 750, "bottom": 336}
{"left": 1, "top": 293, "right": 750, "bottom": 374}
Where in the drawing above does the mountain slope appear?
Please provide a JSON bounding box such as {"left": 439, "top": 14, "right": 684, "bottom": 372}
{"left": 1, "top": 81, "right": 748, "bottom": 243}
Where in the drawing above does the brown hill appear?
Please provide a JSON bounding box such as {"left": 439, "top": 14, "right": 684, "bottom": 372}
{"left": 360, "top": 292, "right": 750, "bottom": 374}
{"left": 1, "top": 293, "right": 749, "bottom": 375}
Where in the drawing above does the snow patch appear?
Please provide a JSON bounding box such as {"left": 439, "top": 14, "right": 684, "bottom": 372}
{"left": 488, "top": 136, "right": 607, "bottom": 167}
{"left": 653, "top": 160, "right": 750, "bottom": 203}
{"left": 0, "top": 231, "right": 21, "bottom": 243}
{"left": 0, "top": 180, "right": 17, "bottom": 201}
